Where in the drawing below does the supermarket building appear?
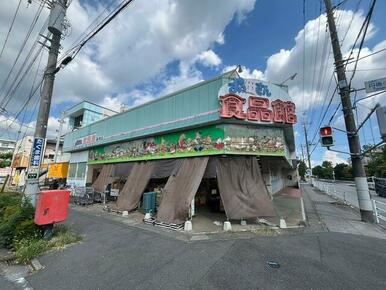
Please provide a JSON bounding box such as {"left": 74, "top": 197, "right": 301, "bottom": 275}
{"left": 63, "top": 73, "right": 298, "bottom": 225}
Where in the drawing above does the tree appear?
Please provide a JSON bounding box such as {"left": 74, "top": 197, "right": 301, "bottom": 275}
{"left": 312, "top": 165, "right": 325, "bottom": 178}
{"left": 298, "top": 160, "right": 307, "bottom": 180}
{"left": 313, "top": 161, "right": 335, "bottom": 179}
{"left": 333, "top": 163, "right": 353, "bottom": 180}
{"left": 366, "top": 146, "right": 386, "bottom": 177}
{"left": 322, "top": 161, "right": 333, "bottom": 179}
{"left": 334, "top": 163, "right": 348, "bottom": 180}
{"left": 0, "top": 152, "right": 13, "bottom": 168}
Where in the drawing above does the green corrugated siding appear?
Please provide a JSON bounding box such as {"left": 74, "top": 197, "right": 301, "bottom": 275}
{"left": 63, "top": 77, "right": 227, "bottom": 152}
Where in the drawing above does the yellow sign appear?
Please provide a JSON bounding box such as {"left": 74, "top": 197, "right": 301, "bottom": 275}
{"left": 47, "top": 162, "right": 69, "bottom": 179}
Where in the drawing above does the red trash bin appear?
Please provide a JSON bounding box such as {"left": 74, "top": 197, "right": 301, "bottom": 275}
{"left": 34, "top": 190, "right": 71, "bottom": 226}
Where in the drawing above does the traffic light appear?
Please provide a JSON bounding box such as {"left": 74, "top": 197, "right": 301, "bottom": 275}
{"left": 320, "top": 126, "right": 334, "bottom": 147}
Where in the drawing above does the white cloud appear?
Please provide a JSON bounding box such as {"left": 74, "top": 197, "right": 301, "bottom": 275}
{"left": 323, "top": 150, "right": 348, "bottom": 165}
{"left": 0, "top": 0, "right": 256, "bottom": 118}
{"left": 99, "top": 96, "right": 122, "bottom": 112}
{"left": 263, "top": 9, "right": 381, "bottom": 116}
{"left": 195, "top": 50, "right": 222, "bottom": 67}
{"left": 222, "top": 65, "right": 266, "bottom": 80}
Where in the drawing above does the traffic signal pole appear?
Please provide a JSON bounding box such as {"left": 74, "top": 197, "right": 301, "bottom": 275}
{"left": 303, "top": 123, "right": 312, "bottom": 178}
{"left": 24, "top": 0, "right": 67, "bottom": 206}
{"left": 323, "top": 0, "right": 373, "bottom": 222}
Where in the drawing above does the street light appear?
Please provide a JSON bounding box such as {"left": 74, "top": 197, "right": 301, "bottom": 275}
{"left": 279, "top": 73, "right": 297, "bottom": 85}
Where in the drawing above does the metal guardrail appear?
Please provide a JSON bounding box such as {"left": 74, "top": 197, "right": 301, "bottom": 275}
{"left": 372, "top": 199, "right": 386, "bottom": 224}
{"left": 311, "top": 179, "right": 352, "bottom": 206}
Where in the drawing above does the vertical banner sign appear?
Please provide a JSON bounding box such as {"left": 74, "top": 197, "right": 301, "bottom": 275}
{"left": 27, "top": 137, "right": 45, "bottom": 180}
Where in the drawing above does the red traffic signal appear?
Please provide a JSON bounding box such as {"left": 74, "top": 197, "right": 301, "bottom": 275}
{"left": 320, "top": 126, "right": 332, "bottom": 136}
{"left": 320, "top": 126, "right": 334, "bottom": 147}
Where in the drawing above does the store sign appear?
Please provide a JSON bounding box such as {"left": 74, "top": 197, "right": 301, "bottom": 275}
{"left": 88, "top": 124, "right": 286, "bottom": 164}
{"left": 74, "top": 134, "right": 97, "bottom": 147}
{"left": 27, "top": 137, "right": 44, "bottom": 180}
{"left": 219, "top": 78, "right": 297, "bottom": 124}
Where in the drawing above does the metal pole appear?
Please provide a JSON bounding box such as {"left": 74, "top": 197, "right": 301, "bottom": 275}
{"left": 301, "top": 144, "right": 305, "bottom": 162}
{"left": 323, "top": 0, "right": 373, "bottom": 222}
{"left": 24, "top": 0, "right": 67, "bottom": 206}
{"left": 303, "top": 123, "right": 312, "bottom": 179}
{"left": 54, "top": 111, "right": 65, "bottom": 163}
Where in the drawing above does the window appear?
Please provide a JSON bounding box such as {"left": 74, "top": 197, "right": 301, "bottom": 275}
{"left": 76, "top": 162, "right": 87, "bottom": 179}
{"left": 74, "top": 114, "right": 84, "bottom": 128}
{"left": 69, "top": 163, "right": 77, "bottom": 178}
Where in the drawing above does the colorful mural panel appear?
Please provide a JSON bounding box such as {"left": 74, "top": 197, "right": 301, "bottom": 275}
{"left": 88, "top": 125, "right": 286, "bottom": 164}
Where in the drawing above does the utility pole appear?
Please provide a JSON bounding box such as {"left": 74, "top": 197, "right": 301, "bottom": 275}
{"left": 54, "top": 111, "right": 65, "bottom": 163}
{"left": 24, "top": 0, "right": 67, "bottom": 205}
{"left": 323, "top": 0, "right": 373, "bottom": 222}
{"left": 301, "top": 144, "right": 305, "bottom": 162}
{"left": 303, "top": 123, "right": 312, "bottom": 177}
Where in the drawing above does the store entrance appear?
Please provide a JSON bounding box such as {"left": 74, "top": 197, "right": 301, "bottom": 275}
{"left": 193, "top": 178, "right": 227, "bottom": 232}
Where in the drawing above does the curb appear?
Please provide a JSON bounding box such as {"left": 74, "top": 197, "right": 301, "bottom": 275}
{"left": 30, "top": 258, "right": 44, "bottom": 271}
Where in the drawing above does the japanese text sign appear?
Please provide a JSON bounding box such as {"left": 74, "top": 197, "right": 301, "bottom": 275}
{"left": 30, "top": 137, "right": 44, "bottom": 167}
{"left": 219, "top": 78, "right": 297, "bottom": 125}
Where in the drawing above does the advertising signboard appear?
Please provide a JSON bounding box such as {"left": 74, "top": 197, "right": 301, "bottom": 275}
{"left": 27, "top": 137, "right": 44, "bottom": 180}
{"left": 88, "top": 124, "right": 286, "bottom": 164}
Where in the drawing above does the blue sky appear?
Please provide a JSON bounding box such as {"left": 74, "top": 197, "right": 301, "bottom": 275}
{"left": 0, "top": 0, "right": 385, "bottom": 166}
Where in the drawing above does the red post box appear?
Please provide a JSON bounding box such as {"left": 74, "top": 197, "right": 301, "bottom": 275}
{"left": 34, "top": 190, "right": 71, "bottom": 226}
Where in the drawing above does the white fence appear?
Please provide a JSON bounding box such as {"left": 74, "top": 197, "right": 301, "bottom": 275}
{"left": 311, "top": 179, "right": 353, "bottom": 206}
{"left": 372, "top": 200, "right": 386, "bottom": 224}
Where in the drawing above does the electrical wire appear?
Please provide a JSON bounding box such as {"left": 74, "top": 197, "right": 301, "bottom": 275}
{"left": 0, "top": 1, "right": 45, "bottom": 106}
{"left": 1, "top": 35, "right": 48, "bottom": 110}
{"left": 307, "top": 0, "right": 377, "bottom": 157}
{"left": 57, "top": 0, "right": 136, "bottom": 68}
{"left": 16, "top": 49, "right": 45, "bottom": 141}
{"left": 348, "top": 0, "right": 376, "bottom": 86}
{"left": 0, "top": 0, "right": 22, "bottom": 60}
{"left": 346, "top": 47, "right": 386, "bottom": 64}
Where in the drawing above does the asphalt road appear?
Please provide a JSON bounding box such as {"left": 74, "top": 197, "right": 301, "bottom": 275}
{"left": 314, "top": 180, "right": 386, "bottom": 222}
{"left": 19, "top": 209, "right": 386, "bottom": 290}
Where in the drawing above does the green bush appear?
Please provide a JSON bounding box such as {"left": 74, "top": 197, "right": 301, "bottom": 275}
{"left": 14, "top": 220, "right": 42, "bottom": 244}
{"left": 0, "top": 192, "right": 81, "bottom": 263}
{"left": 0, "top": 193, "right": 37, "bottom": 248}
{"left": 14, "top": 238, "right": 48, "bottom": 264}
{"left": 0, "top": 192, "right": 21, "bottom": 218}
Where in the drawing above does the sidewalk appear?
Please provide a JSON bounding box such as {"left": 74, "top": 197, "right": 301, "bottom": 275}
{"left": 300, "top": 183, "right": 386, "bottom": 240}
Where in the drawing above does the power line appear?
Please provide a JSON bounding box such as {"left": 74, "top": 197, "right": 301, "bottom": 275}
{"left": 347, "top": 47, "right": 386, "bottom": 64}
{"left": 348, "top": 0, "right": 376, "bottom": 86}
{"left": 16, "top": 49, "right": 45, "bottom": 141}
{"left": 307, "top": 0, "right": 377, "bottom": 157}
{"left": 0, "top": 1, "right": 45, "bottom": 103}
{"left": 0, "top": 35, "right": 48, "bottom": 111}
{"left": 0, "top": 0, "right": 22, "bottom": 60}
{"left": 57, "top": 0, "right": 136, "bottom": 69}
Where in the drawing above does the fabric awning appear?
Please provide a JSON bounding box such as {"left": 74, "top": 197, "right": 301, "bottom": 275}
{"left": 156, "top": 157, "right": 209, "bottom": 224}
{"left": 92, "top": 164, "right": 114, "bottom": 193}
{"left": 116, "top": 161, "right": 154, "bottom": 211}
{"left": 216, "top": 156, "right": 275, "bottom": 219}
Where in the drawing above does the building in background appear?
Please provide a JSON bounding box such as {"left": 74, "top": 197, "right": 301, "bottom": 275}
{"left": 11, "top": 136, "right": 64, "bottom": 187}
{"left": 63, "top": 72, "right": 299, "bottom": 226}
{"left": 0, "top": 139, "right": 16, "bottom": 153}
{"left": 66, "top": 101, "right": 117, "bottom": 131}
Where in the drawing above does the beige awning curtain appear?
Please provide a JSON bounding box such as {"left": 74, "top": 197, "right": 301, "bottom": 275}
{"left": 156, "top": 157, "right": 209, "bottom": 224}
{"left": 216, "top": 156, "right": 275, "bottom": 219}
{"left": 116, "top": 161, "right": 155, "bottom": 211}
{"left": 92, "top": 164, "right": 114, "bottom": 193}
